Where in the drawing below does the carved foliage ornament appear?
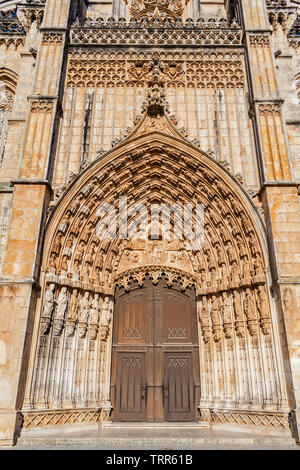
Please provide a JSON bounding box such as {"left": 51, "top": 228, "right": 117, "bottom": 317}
{"left": 66, "top": 50, "right": 245, "bottom": 89}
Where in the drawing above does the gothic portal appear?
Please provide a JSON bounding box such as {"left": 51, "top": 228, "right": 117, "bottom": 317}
{"left": 0, "top": 0, "right": 300, "bottom": 446}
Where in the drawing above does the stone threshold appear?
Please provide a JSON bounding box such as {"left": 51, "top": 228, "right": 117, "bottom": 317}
{"left": 15, "top": 435, "right": 297, "bottom": 448}
{"left": 102, "top": 422, "right": 209, "bottom": 429}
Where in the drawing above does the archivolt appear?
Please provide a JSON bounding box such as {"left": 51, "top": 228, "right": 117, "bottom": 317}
{"left": 22, "top": 119, "right": 290, "bottom": 421}
{"left": 41, "top": 126, "right": 273, "bottom": 337}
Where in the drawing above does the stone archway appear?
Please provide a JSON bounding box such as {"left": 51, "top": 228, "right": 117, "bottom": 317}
{"left": 20, "top": 105, "right": 290, "bottom": 433}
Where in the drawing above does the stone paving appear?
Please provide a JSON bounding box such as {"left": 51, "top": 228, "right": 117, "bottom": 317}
{"left": 1, "top": 425, "right": 299, "bottom": 450}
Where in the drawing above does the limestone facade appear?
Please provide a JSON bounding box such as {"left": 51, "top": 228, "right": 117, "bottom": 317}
{"left": 0, "top": 0, "right": 300, "bottom": 445}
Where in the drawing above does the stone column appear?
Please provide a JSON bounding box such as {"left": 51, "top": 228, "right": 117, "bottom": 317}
{"left": 0, "top": 0, "right": 72, "bottom": 445}
{"left": 240, "top": 0, "right": 300, "bottom": 441}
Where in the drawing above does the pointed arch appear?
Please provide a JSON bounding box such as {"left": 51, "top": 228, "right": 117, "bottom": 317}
{"left": 0, "top": 66, "right": 18, "bottom": 95}
{"left": 21, "top": 116, "right": 289, "bottom": 431}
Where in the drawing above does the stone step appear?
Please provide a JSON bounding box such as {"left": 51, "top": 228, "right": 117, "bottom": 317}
{"left": 102, "top": 421, "right": 209, "bottom": 429}
{"left": 16, "top": 435, "right": 297, "bottom": 449}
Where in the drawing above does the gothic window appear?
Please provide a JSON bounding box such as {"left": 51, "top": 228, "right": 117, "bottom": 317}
{"left": 0, "top": 88, "right": 13, "bottom": 168}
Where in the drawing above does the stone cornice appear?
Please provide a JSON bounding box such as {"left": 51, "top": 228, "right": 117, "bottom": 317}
{"left": 257, "top": 180, "right": 300, "bottom": 197}
{"left": 70, "top": 17, "right": 243, "bottom": 47}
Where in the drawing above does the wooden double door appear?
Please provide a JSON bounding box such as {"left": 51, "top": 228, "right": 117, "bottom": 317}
{"left": 111, "top": 277, "right": 200, "bottom": 422}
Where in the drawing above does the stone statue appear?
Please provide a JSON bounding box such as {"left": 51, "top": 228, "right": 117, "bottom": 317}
{"left": 242, "top": 256, "right": 251, "bottom": 278}
{"left": 244, "top": 288, "right": 256, "bottom": 321}
{"left": 233, "top": 290, "right": 243, "bottom": 322}
{"left": 226, "top": 241, "right": 236, "bottom": 264}
{"left": 52, "top": 233, "right": 62, "bottom": 256}
{"left": 257, "top": 285, "right": 270, "bottom": 319}
{"left": 198, "top": 296, "right": 209, "bottom": 326}
{"left": 222, "top": 292, "right": 232, "bottom": 324}
{"left": 68, "top": 289, "right": 79, "bottom": 321}
{"left": 56, "top": 287, "right": 68, "bottom": 320}
{"left": 48, "top": 253, "right": 58, "bottom": 273}
{"left": 90, "top": 294, "right": 100, "bottom": 325}
{"left": 79, "top": 291, "right": 90, "bottom": 323}
{"left": 43, "top": 284, "right": 55, "bottom": 318}
{"left": 210, "top": 295, "right": 220, "bottom": 325}
{"left": 101, "top": 296, "right": 113, "bottom": 325}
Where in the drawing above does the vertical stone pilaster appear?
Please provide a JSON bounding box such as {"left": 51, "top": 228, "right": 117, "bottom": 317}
{"left": 0, "top": 0, "right": 72, "bottom": 445}
{"left": 240, "top": 0, "right": 300, "bottom": 440}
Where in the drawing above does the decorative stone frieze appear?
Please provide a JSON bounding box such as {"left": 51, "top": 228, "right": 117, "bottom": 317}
{"left": 66, "top": 50, "right": 245, "bottom": 89}
{"left": 70, "top": 17, "right": 242, "bottom": 46}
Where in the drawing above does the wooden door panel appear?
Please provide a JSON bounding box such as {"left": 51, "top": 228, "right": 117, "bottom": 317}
{"left": 159, "top": 288, "right": 194, "bottom": 344}
{"left": 112, "top": 279, "right": 199, "bottom": 423}
{"left": 115, "top": 290, "right": 148, "bottom": 344}
{"left": 164, "top": 352, "right": 194, "bottom": 421}
{"left": 115, "top": 352, "right": 145, "bottom": 421}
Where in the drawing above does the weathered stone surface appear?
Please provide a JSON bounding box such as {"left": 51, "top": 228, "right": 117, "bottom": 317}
{"left": 0, "top": 0, "right": 300, "bottom": 448}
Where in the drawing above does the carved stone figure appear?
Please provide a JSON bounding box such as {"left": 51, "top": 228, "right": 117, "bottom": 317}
{"left": 254, "top": 254, "right": 264, "bottom": 275}
{"left": 210, "top": 295, "right": 220, "bottom": 326}
{"left": 52, "top": 233, "right": 62, "bottom": 256}
{"left": 42, "top": 284, "right": 55, "bottom": 318}
{"left": 242, "top": 256, "right": 251, "bottom": 279}
{"left": 101, "top": 297, "right": 113, "bottom": 325}
{"left": 249, "top": 232, "right": 260, "bottom": 257}
{"left": 226, "top": 241, "right": 236, "bottom": 264}
{"left": 198, "top": 296, "right": 209, "bottom": 326}
{"left": 79, "top": 291, "right": 90, "bottom": 323}
{"left": 48, "top": 253, "right": 58, "bottom": 273}
{"left": 244, "top": 288, "right": 256, "bottom": 321}
{"left": 233, "top": 290, "right": 244, "bottom": 322}
{"left": 68, "top": 289, "right": 79, "bottom": 321}
{"left": 56, "top": 287, "right": 68, "bottom": 320}
{"left": 90, "top": 294, "right": 100, "bottom": 325}
{"left": 222, "top": 292, "right": 232, "bottom": 324}
{"left": 257, "top": 285, "right": 270, "bottom": 325}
